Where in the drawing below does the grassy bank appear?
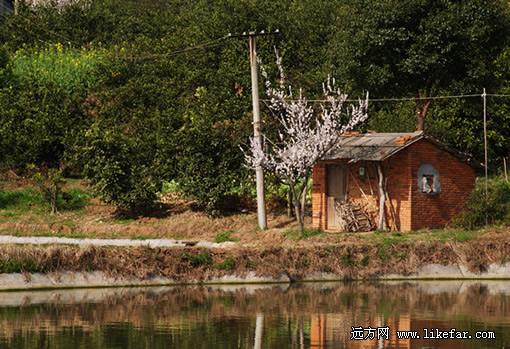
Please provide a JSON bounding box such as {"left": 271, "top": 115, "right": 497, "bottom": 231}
{"left": 1, "top": 237, "right": 509, "bottom": 281}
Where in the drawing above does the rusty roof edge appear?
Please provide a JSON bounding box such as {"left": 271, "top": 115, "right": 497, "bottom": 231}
{"left": 378, "top": 133, "right": 425, "bottom": 161}
{"left": 378, "top": 133, "right": 483, "bottom": 168}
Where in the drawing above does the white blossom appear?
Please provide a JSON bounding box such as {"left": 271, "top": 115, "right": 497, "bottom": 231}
{"left": 244, "top": 53, "right": 369, "bottom": 231}
{"left": 247, "top": 66, "right": 369, "bottom": 181}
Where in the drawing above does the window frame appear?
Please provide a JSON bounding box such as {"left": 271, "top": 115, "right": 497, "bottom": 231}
{"left": 417, "top": 164, "right": 441, "bottom": 195}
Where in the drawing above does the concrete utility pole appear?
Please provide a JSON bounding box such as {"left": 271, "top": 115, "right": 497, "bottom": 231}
{"left": 249, "top": 35, "right": 266, "bottom": 230}
{"left": 482, "top": 88, "right": 488, "bottom": 195}
{"left": 482, "top": 88, "right": 488, "bottom": 225}
{"left": 229, "top": 30, "right": 279, "bottom": 230}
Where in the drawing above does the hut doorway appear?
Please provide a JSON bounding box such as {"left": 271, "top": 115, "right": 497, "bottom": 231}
{"left": 326, "top": 164, "right": 347, "bottom": 230}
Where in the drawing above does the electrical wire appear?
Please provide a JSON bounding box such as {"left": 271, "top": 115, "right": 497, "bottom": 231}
{"left": 119, "top": 35, "right": 230, "bottom": 61}
{"left": 1, "top": 8, "right": 230, "bottom": 60}
{"left": 486, "top": 93, "right": 510, "bottom": 98}
{"left": 261, "top": 93, "right": 491, "bottom": 104}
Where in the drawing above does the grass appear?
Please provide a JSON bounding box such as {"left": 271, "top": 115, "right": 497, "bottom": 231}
{"left": 364, "top": 229, "right": 481, "bottom": 245}
{"left": 0, "top": 188, "right": 44, "bottom": 210}
{"left": 180, "top": 251, "right": 212, "bottom": 267}
{"left": 0, "top": 187, "right": 89, "bottom": 213}
{"left": 283, "top": 228, "right": 323, "bottom": 240}
{"left": 215, "top": 257, "right": 236, "bottom": 271}
{"left": 0, "top": 258, "right": 40, "bottom": 273}
{"left": 435, "top": 229, "right": 479, "bottom": 242}
{"left": 214, "top": 230, "right": 239, "bottom": 243}
{"left": 114, "top": 218, "right": 136, "bottom": 225}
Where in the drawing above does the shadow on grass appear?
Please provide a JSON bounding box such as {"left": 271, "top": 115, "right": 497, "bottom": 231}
{"left": 0, "top": 188, "right": 89, "bottom": 212}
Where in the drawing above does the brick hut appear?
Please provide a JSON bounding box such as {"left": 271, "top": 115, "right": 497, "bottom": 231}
{"left": 311, "top": 131, "right": 479, "bottom": 232}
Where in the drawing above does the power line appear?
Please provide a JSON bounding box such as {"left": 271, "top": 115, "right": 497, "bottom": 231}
{"left": 486, "top": 93, "right": 510, "bottom": 97}
{"left": 119, "top": 35, "right": 230, "bottom": 61}
{"left": 2, "top": 8, "right": 230, "bottom": 60}
{"left": 262, "top": 93, "right": 488, "bottom": 103}
{"left": 261, "top": 92, "right": 510, "bottom": 104}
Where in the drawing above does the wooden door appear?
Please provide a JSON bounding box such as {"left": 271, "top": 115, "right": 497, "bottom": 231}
{"left": 327, "top": 164, "right": 347, "bottom": 230}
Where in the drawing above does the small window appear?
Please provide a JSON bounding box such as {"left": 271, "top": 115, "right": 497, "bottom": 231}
{"left": 417, "top": 164, "right": 441, "bottom": 195}
{"left": 421, "top": 175, "right": 435, "bottom": 193}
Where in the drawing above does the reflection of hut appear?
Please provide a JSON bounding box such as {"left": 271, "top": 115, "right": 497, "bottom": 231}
{"left": 310, "top": 313, "right": 472, "bottom": 349}
{"left": 312, "top": 132, "right": 478, "bottom": 232}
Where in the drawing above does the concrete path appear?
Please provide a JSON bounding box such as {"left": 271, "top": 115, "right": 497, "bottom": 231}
{"left": 0, "top": 235, "right": 235, "bottom": 248}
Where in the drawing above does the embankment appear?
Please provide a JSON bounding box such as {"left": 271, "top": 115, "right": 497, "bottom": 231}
{"left": 1, "top": 239, "right": 510, "bottom": 290}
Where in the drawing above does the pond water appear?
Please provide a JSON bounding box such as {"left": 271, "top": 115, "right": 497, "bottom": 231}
{"left": 0, "top": 281, "right": 509, "bottom": 348}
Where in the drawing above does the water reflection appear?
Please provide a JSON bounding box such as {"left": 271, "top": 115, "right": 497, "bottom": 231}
{"left": 0, "top": 281, "right": 509, "bottom": 348}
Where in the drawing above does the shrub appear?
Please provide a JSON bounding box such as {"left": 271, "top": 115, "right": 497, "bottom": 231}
{"left": 180, "top": 251, "right": 212, "bottom": 267}
{"left": 80, "top": 123, "right": 165, "bottom": 215}
{"left": 453, "top": 177, "right": 510, "bottom": 229}
{"left": 0, "top": 45, "right": 105, "bottom": 169}
{"left": 32, "top": 167, "right": 66, "bottom": 214}
{"left": 174, "top": 115, "right": 251, "bottom": 216}
{"left": 215, "top": 257, "right": 236, "bottom": 271}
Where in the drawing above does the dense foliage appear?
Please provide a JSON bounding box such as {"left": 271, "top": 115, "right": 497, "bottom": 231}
{"left": 0, "top": 0, "right": 510, "bottom": 215}
{"left": 454, "top": 177, "right": 510, "bottom": 229}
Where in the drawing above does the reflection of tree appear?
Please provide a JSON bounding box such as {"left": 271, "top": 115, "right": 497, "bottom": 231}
{"left": 0, "top": 282, "right": 510, "bottom": 348}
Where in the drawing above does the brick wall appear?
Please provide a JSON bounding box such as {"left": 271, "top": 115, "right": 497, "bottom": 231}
{"left": 312, "top": 162, "right": 327, "bottom": 229}
{"left": 313, "top": 156, "right": 413, "bottom": 232}
{"left": 407, "top": 140, "right": 476, "bottom": 230}
{"left": 383, "top": 150, "right": 413, "bottom": 231}
{"left": 346, "top": 153, "right": 412, "bottom": 231}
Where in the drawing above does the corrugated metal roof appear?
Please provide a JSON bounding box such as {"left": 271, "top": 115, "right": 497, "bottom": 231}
{"left": 323, "top": 131, "right": 424, "bottom": 162}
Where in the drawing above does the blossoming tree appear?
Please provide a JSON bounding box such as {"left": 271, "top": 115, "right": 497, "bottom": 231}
{"left": 245, "top": 58, "right": 369, "bottom": 233}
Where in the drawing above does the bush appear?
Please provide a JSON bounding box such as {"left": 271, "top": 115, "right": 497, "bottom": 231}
{"left": 453, "top": 177, "right": 510, "bottom": 229}
{"left": 32, "top": 167, "right": 66, "bottom": 214}
{"left": 80, "top": 123, "right": 164, "bottom": 215}
{"left": 175, "top": 117, "right": 251, "bottom": 216}
{"left": 0, "top": 45, "right": 105, "bottom": 169}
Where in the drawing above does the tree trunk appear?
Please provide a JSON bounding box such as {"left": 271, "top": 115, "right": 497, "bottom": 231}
{"left": 294, "top": 201, "right": 303, "bottom": 233}
{"left": 299, "top": 180, "right": 307, "bottom": 231}
{"left": 287, "top": 188, "right": 294, "bottom": 218}
{"left": 289, "top": 182, "right": 304, "bottom": 233}
{"left": 415, "top": 91, "right": 431, "bottom": 131}
{"left": 50, "top": 187, "right": 58, "bottom": 214}
{"left": 377, "top": 163, "right": 386, "bottom": 231}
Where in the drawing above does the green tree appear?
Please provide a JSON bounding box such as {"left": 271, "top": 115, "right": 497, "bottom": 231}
{"left": 175, "top": 114, "right": 252, "bottom": 216}
{"left": 330, "top": 0, "right": 510, "bottom": 130}
{"left": 0, "top": 44, "right": 105, "bottom": 169}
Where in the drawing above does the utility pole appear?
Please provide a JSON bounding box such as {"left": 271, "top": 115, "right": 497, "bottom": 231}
{"left": 483, "top": 88, "right": 488, "bottom": 195}
{"left": 229, "top": 30, "right": 279, "bottom": 230}
{"left": 482, "top": 88, "right": 488, "bottom": 225}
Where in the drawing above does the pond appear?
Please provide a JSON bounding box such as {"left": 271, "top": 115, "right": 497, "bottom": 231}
{"left": 0, "top": 281, "right": 509, "bottom": 348}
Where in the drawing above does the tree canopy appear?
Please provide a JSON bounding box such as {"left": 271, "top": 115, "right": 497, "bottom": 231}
{"left": 329, "top": 0, "right": 510, "bottom": 130}
{"left": 0, "top": 0, "right": 509, "bottom": 214}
